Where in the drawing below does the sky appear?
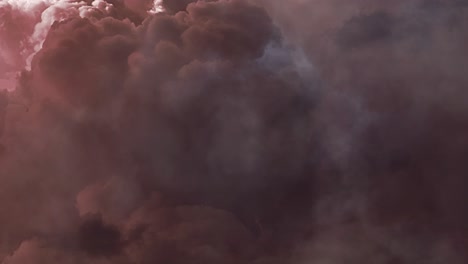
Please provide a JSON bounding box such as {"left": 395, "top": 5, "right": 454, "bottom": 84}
{"left": 1, "top": 0, "right": 468, "bottom": 263}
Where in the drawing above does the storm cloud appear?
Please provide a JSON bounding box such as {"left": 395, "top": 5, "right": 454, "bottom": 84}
{"left": 1, "top": 0, "right": 468, "bottom": 263}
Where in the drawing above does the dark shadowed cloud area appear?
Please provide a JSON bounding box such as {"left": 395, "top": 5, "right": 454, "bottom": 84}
{"left": 1, "top": 0, "right": 468, "bottom": 263}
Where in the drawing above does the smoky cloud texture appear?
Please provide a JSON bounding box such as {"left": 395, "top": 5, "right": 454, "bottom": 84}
{"left": 1, "top": 0, "right": 468, "bottom": 263}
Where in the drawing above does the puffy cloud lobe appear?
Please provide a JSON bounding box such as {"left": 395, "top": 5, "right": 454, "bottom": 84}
{"left": 0, "top": 0, "right": 119, "bottom": 91}
{"left": 0, "top": 0, "right": 96, "bottom": 74}
{"left": 0, "top": 0, "right": 152, "bottom": 87}
{"left": 123, "top": 0, "right": 157, "bottom": 15}
{"left": 34, "top": 16, "right": 138, "bottom": 107}
{"left": 161, "top": 0, "right": 196, "bottom": 13}
{"left": 0, "top": 0, "right": 38, "bottom": 88}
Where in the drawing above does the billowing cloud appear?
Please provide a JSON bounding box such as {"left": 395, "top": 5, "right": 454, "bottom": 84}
{"left": 1, "top": 0, "right": 468, "bottom": 263}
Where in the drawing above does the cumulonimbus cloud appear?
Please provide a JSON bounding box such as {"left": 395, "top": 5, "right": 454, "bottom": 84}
{"left": 1, "top": 0, "right": 468, "bottom": 263}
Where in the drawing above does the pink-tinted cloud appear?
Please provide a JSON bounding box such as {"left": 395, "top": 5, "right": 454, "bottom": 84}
{"left": 1, "top": 0, "right": 468, "bottom": 263}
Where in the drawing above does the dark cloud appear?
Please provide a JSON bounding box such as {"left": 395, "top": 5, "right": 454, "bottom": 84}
{"left": 336, "top": 11, "right": 394, "bottom": 49}
{"left": 78, "top": 215, "right": 123, "bottom": 257}
{"left": 162, "top": 0, "right": 196, "bottom": 13}
{"left": 1, "top": 0, "right": 316, "bottom": 262}
{"left": 1, "top": 0, "right": 468, "bottom": 263}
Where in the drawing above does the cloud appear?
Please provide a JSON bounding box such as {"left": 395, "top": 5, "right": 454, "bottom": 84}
{"left": 1, "top": 0, "right": 468, "bottom": 263}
